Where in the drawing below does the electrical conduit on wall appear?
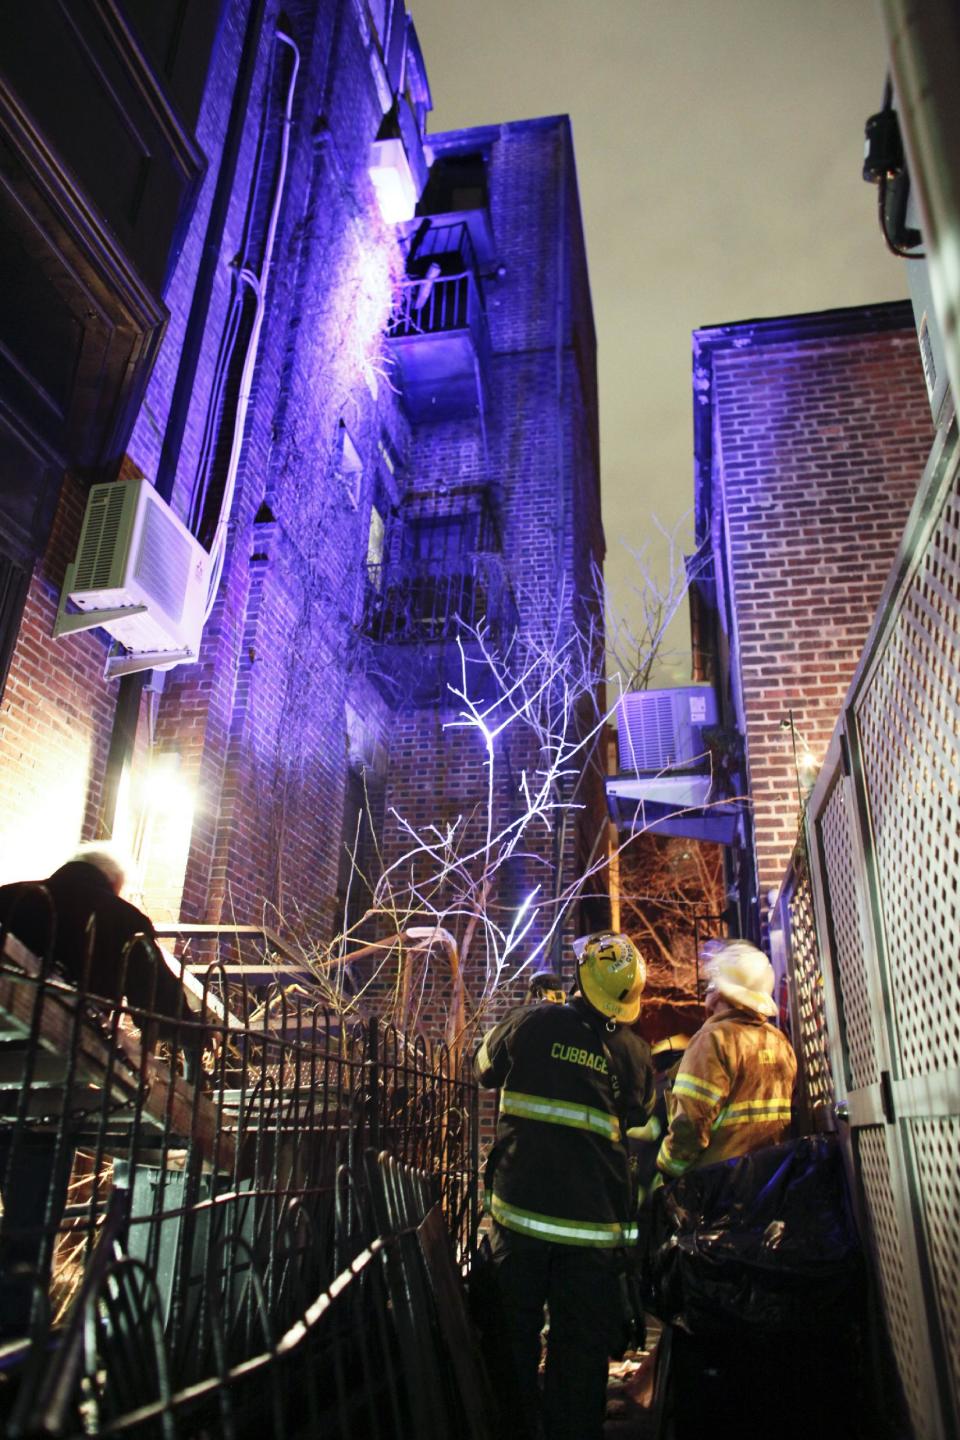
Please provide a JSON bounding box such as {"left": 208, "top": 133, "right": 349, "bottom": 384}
{"left": 202, "top": 28, "right": 300, "bottom": 622}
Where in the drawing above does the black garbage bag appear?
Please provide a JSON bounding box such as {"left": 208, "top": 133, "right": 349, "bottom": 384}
{"left": 645, "top": 1134, "right": 863, "bottom": 1335}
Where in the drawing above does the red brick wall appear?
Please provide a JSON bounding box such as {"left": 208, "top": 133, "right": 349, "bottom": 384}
{"left": 0, "top": 474, "right": 116, "bottom": 882}
{"left": 381, "top": 119, "right": 605, "bottom": 1038}
{"left": 710, "top": 322, "right": 931, "bottom": 910}
{"left": 127, "top": 0, "right": 405, "bottom": 936}
{"left": 0, "top": 12, "right": 604, "bottom": 1052}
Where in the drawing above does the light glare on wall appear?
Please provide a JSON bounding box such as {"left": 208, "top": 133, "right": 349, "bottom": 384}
{"left": 0, "top": 749, "right": 90, "bottom": 884}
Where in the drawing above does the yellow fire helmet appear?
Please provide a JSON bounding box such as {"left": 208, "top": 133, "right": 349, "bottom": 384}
{"left": 574, "top": 932, "right": 646, "bottom": 1024}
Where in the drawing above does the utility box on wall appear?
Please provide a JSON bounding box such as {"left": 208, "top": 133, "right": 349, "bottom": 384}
{"left": 54, "top": 478, "right": 210, "bottom": 676}
{"left": 617, "top": 686, "right": 718, "bottom": 773}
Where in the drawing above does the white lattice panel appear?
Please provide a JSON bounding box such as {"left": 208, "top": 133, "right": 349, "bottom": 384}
{"left": 818, "top": 777, "right": 879, "bottom": 1090}
{"left": 858, "top": 1127, "right": 934, "bottom": 1440}
{"left": 912, "top": 1116, "right": 960, "bottom": 1406}
{"left": 786, "top": 851, "right": 834, "bottom": 1110}
{"left": 855, "top": 487, "right": 960, "bottom": 1081}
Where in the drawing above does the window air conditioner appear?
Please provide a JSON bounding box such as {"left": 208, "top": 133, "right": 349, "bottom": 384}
{"left": 54, "top": 478, "right": 211, "bottom": 679}
{"left": 617, "top": 686, "right": 718, "bottom": 774}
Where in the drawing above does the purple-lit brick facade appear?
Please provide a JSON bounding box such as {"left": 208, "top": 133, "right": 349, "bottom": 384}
{"left": 0, "top": 1, "right": 602, "bottom": 1041}
{"left": 692, "top": 304, "right": 931, "bottom": 934}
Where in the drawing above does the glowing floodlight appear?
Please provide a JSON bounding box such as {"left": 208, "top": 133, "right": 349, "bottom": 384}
{"left": 143, "top": 754, "right": 195, "bottom": 826}
{"left": 368, "top": 137, "right": 418, "bottom": 224}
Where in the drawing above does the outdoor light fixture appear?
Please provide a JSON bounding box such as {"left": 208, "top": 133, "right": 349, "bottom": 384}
{"left": 780, "top": 711, "right": 820, "bottom": 807}
{"left": 0, "top": 758, "right": 90, "bottom": 884}
{"left": 142, "top": 753, "right": 195, "bottom": 828}
{"left": 368, "top": 95, "right": 427, "bottom": 225}
{"left": 368, "top": 136, "right": 418, "bottom": 224}
{"left": 114, "top": 751, "right": 197, "bottom": 908}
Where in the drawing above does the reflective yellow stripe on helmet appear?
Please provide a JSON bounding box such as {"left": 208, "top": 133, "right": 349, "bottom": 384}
{"left": 490, "top": 1192, "right": 637, "bottom": 1247}
{"left": 500, "top": 1088, "right": 621, "bottom": 1142}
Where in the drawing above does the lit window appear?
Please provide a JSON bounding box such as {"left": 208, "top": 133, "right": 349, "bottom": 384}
{"left": 366, "top": 504, "right": 386, "bottom": 590}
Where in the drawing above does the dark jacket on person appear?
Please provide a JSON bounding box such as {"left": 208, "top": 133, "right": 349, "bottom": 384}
{"left": 475, "top": 996, "right": 655, "bottom": 1247}
{"left": 0, "top": 861, "right": 184, "bottom": 1026}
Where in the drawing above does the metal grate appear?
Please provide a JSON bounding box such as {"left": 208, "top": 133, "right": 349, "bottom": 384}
{"left": 785, "top": 848, "right": 834, "bottom": 1111}
{"left": 855, "top": 486, "right": 960, "bottom": 1082}
{"left": 618, "top": 691, "right": 679, "bottom": 772}
{"left": 818, "top": 776, "right": 879, "bottom": 1091}
{"left": 858, "top": 1127, "right": 933, "bottom": 1440}
{"left": 74, "top": 483, "right": 128, "bottom": 591}
{"left": 134, "top": 493, "right": 191, "bottom": 623}
{"left": 912, "top": 1116, "right": 960, "bottom": 1405}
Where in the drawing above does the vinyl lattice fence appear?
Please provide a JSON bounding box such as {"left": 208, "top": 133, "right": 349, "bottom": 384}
{"left": 778, "top": 426, "right": 960, "bottom": 1440}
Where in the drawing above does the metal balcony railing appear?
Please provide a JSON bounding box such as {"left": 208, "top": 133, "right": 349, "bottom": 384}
{"left": 405, "top": 220, "right": 481, "bottom": 278}
{"left": 361, "top": 552, "right": 518, "bottom": 647}
{"left": 387, "top": 268, "right": 487, "bottom": 347}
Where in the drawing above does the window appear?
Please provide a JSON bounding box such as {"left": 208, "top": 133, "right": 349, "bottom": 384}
{"left": 403, "top": 514, "right": 471, "bottom": 566}
{"left": 0, "top": 553, "right": 29, "bottom": 704}
{"left": 337, "top": 422, "right": 363, "bottom": 509}
{"left": 366, "top": 504, "right": 386, "bottom": 589}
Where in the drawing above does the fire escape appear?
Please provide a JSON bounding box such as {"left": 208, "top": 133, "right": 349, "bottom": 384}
{"left": 359, "top": 157, "right": 517, "bottom": 706}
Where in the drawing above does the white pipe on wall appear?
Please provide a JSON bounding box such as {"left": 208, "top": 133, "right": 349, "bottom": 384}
{"left": 205, "top": 29, "right": 301, "bottom": 623}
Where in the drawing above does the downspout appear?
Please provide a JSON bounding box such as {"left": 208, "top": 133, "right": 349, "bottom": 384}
{"left": 99, "top": 0, "right": 269, "bottom": 838}
{"left": 204, "top": 30, "right": 300, "bottom": 622}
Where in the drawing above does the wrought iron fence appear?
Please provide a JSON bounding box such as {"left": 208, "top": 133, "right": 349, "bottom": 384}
{"left": 0, "top": 914, "right": 482, "bottom": 1437}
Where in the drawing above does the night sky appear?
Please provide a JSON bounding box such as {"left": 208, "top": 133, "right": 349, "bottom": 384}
{"left": 410, "top": 0, "right": 910, "bottom": 684}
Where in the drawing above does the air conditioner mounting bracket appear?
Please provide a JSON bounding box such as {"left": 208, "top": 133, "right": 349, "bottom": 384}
{"left": 103, "top": 648, "right": 195, "bottom": 681}
{"left": 53, "top": 564, "right": 148, "bottom": 638}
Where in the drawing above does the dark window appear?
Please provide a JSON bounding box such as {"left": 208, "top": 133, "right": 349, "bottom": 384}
{"left": 335, "top": 767, "right": 384, "bottom": 942}
{"left": 403, "top": 515, "right": 471, "bottom": 565}
{"left": 123, "top": 0, "right": 221, "bottom": 131}
{"left": 418, "top": 153, "right": 489, "bottom": 216}
{"left": 0, "top": 554, "right": 30, "bottom": 704}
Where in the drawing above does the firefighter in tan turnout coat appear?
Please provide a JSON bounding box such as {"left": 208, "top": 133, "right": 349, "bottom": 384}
{"left": 656, "top": 940, "right": 796, "bottom": 1180}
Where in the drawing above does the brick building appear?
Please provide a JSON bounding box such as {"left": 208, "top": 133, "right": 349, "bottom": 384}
{"left": 0, "top": 1, "right": 603, "bottom": 1040}
{"left": 688, "top": 301, "right": 931, "bottom": 941}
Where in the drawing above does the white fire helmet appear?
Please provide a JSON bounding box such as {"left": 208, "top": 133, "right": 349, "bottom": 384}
{"left": 701, "top": 939, "right": 777, "bottom": 1018}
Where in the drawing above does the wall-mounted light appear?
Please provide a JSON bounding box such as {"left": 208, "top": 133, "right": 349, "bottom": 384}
{"left": 142, "top": 753, "right": 195, "bottom": 828}
{"left": 114, "top": 751, "right": 197, "bottom": 916}
{"left": 368, "top": 136, "right": 418, "bottom": 224}
{"left": 779, "top": 710, "right": 820, "bottom": 809}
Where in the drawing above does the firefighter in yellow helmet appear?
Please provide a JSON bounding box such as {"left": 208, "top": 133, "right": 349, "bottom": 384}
{"left": 475, "top": 933, "right": 654, "bottom": 1440}
{"left": 656, "top": 939, "right": 797, "bottom": 1181}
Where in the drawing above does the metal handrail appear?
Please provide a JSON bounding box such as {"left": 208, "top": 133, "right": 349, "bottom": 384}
{"left": 151, "top": 924, "right": 304, "bottom": 967}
